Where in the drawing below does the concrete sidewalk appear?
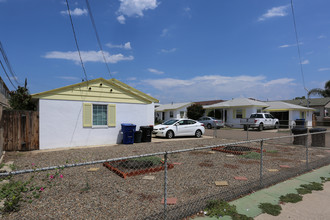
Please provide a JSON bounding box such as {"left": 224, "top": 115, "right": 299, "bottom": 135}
{"left": 194, "top": 164, "right": 330, "bottom": 220}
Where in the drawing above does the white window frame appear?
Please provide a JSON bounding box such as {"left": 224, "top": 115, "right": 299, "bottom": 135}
{"left": 92, "top": 104, "right": 108, "bottom": 127}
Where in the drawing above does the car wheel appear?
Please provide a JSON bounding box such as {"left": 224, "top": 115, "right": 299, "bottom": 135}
{"left": 275, "top": 123, "right": 279, "bottom": 129}
{"left": 207, "top": 123, "right": 212, "bottom": 129}
{"left": 258, "top": 124, "right": 264, "bottom": 131}
{"left": 195, "top": 130, "right": 202, "bottom": 138}
{"left": 166, "top": 130, "right": 174, "bottom": 139}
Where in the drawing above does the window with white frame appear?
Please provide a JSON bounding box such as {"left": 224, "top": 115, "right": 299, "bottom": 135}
{"left": 93, "top": 104, "right": 107, "bottom": 126}
{"left": 170, "top": 111, "right": 174, "bottom": 118}
{"left": 180, "top": 111, "right": 184, "bottom": 118}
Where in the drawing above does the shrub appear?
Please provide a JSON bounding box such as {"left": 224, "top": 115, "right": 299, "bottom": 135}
{"left": 258, "top": 203, "right": 282, "bottom": 216}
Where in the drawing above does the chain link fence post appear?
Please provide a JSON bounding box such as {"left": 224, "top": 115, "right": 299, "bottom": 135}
{"left": 247, "top": 126, "right": 249, "bottom": 140}
{"left": 163, "top": 152, "right": 168, "bottom": 220}
{"left": 260, "top": 139, "right": 263, "bottom": 188}
{"left": 213, "top": 123, "right": 217, "bottom": 138}
{"left": 305, "top": 133, "right": 309, "bottom": 170}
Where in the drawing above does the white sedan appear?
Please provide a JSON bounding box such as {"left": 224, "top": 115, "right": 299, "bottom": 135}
{"left": 153, "top": 119, "right": 205, "bottom": 139}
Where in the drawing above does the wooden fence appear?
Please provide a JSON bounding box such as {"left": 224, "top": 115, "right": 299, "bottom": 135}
{"left": 1, "top": 110, "right": 39, "bottom": 151}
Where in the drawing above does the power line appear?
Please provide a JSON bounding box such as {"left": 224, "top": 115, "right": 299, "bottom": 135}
{"left": 290, "top": 0, "right": 306, "bottom": 90}
{"left": 65, "top": 0, "right": 89, "bottom": 83}
{"left": 0, "top": 59, "right": 17, "bottom": 90}
{"left": 0, "top": 41, "right": 20, "bottom": 86}
{"left": 85, "top": 0, "right": 112, "bottom": 78}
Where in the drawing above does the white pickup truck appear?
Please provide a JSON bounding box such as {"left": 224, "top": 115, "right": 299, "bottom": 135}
{"left": 240, "top": 113, "right": 279, "bottom": 131}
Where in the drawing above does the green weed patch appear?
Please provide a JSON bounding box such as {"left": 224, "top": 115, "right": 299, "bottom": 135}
{"left": 258, "top": 203, "right": 282, "bottom": 216}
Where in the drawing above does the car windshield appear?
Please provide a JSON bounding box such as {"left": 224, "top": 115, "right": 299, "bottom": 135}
{"left": 162, "top": 119, "right": 179, "bottom": 125}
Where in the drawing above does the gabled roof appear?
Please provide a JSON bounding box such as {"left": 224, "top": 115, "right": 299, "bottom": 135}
{"left": 283, "top": 97, "right": 330, "bottom": 107}
{"left": 264, "top": 101, "right": 315, "bottom": 112}
{"left": 155, "top": 102, "right": 193, "bottom": 111}
{"left": 32, "top": 78, "right": 159, "bottom": 104}
{"left": 204, "top": 98, "right": 269, "bottom": 109}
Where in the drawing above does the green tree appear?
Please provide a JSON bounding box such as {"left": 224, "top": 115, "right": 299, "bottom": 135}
{"left": 9, "top": 79, "right": 36, "bottom": 110}
{"left": 187, "top": 104, "right": 205, "bottom": 120}
{"left": 294, "top": 96, "right": 306, "bottom": 100}
{"left": 308, "top": 80, "right": 330, "bottom": 97}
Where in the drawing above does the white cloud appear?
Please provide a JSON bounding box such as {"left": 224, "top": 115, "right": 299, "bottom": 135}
{"left": 148, "top": 68, "right": 164, "bottom": 75}
{"left": 44, "top": 50, "right": 134, "bottom": 64}
{"left": 106, "top": 42, "right": 132, "bottom": 50}
{"left": 117, "top": 0, "right": 159, "bottom": 24}
{"left": 258, "top": 5, "right": 289, "bottom": 21}
{"left": 161, "top": 48, "right": 176, "bottom": 53}
{"left": 161, "top": 28, "right": 169, "bottom": 37}
{"left": 318, "top": 34, "right": 326, "bottom": 39}
{"left": 301, "top": 60, "right": 309, "bottom": 65}
{"left": 279, "top": 42, "right": 303, "bottom": 48}
{"left": 183, "top": 7, "right": 191, "bottom": 18}
{"left": 60, "top": 8, "right": 88, "bottom": 16}
{"left": 141, "top": 74, "right": 297, "bottom": 103}
{"left": 318, "top": 68, "right": 330, "bottom": 71}
{"left": 117, "top": 15, "right": 126, "bottom": 24}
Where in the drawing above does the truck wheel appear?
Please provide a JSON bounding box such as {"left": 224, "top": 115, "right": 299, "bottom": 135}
{"left": 258, "top": 124, "right": 264, "bottom": 131}
{"left": 207, "top": 124, "right": 212, "bottom": 129}
{"left": 274, "top": 123, "right": 279, "bottom": 129}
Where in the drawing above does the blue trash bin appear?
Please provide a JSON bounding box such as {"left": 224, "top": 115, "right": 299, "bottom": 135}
{"left": 295, "top": 119, "right": 305, "bottom": 128}
{"left": 121, "top": 123, "right": 136, "bottom": 144}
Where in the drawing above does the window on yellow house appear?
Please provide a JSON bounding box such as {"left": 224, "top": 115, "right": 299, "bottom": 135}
{"left": 93, "top": 104, "right": 107, "bottom": 126}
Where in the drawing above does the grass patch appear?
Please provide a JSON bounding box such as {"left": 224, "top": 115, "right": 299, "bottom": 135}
{"left": 0, "top": 163, "right": 5, "bottom": 169}
{"left": 9, "top": 164, "right": 17, "bottom": 171}
{"left": 205, "top": 200, "right": 253, "bottom": 219}
{"left": 320, "top": 177, "right": 330, "bottom": 183}
{"left": 266, "top": 150, "right": 278, "bottom": 153}
{"left": 296, "top": 187, "right": 312, "bottom": 195}
{"left": 279, "top": 193, "right": 302, "bottom": 203}
{"left": 300, "top": 182, "right": 323, "bottom": 191}
{"left": 239, "top": 152, "right": 260, "bottom": 160}
{"left": 258, "top": 203, "right": 282, "bottom": 216}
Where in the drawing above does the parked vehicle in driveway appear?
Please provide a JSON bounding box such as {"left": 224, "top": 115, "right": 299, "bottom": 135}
{"left": 153, "top": 119, "right": 205, "bottom": 139}
{"left": 240, "top": 113, "right": 279, "bottom": 131}
{"left": 198, "top": 116, "right": 224, "bottom": 129}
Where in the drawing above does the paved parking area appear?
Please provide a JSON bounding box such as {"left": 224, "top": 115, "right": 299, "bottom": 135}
{"left": 204, "top": 127, "right": 330, "bottom": 148}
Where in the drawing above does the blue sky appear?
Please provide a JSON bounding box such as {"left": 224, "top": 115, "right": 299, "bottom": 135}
{"left": 0, "top": 0, "right": 329, "bottom": 104}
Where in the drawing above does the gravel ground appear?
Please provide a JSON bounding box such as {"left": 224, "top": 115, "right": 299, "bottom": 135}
{"left": 1, "top": 129, "right": 330, "bottom": 219}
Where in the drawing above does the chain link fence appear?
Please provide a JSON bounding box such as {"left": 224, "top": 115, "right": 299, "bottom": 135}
{"left": 0, "top": 129, "right": 329, "bottom": 219}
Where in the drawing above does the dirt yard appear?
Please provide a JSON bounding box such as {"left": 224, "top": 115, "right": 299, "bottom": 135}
{"left": 1, "top": 129, "right": 329, "bottom": 219}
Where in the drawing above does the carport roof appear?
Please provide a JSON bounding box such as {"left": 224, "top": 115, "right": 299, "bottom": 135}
{"left": 264, "top": 101, "right": 315, "bottom": 111}
{"left": 204, "top": 98, "right": 269, "bottom": 109}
